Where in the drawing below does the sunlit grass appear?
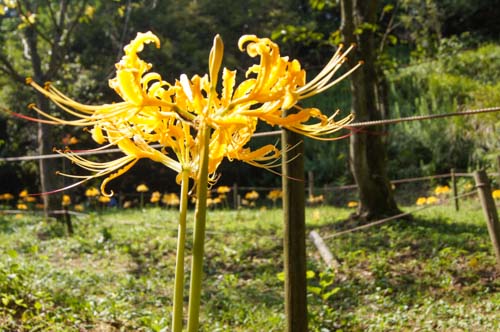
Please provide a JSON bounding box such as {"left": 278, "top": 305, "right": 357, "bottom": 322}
{"left": 0, "top": 200, "right": 499, "bottom": 331}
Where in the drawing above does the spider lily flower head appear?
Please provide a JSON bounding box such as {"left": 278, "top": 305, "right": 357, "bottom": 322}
{"left": 19, "top": 31, "right": 357, "bottom": 195}
{"left": 136, "top": 184, "right": 149, "bottom": 192}
{"left": 61, "top": 194, "right": 71, "bottom": 206}
{"left": 150, "top": 191, "right": 161, "bottom": 203}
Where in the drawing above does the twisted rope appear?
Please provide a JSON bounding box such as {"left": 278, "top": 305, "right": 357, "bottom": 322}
{"left": 1, "top": 106, "right": 499, "bottom": 162}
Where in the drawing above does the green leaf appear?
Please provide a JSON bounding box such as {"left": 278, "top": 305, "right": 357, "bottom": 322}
{"left": 322, "top": 287, "right": 340, "bottom": 300}
{"left": 276, "top": 272, "right": 285, "bottom": 281}
{"left": 2, "top": 297, "right": 9, "bottom": 306}
{"left": 388, "top": 35, "right": 398, "bottom": 45}
{"left": 306, "top": 270, "right": 316, "bottom": 279}
{"left": 307, "top": 286, "right": 322, "bottom": 295}
{"left": 34, "top": 301, "right": 42, "bottom": 310}
{"left": 6, "top": 249, "right": 18, "bottom": 258}
{"left": 383, "top": 4, "right": 394, "bottom": 13}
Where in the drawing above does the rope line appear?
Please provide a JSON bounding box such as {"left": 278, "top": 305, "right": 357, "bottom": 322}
{"left": 1, "top": 106, "right": 499, "bottom": 162}
{"left": 347, "top": 106, "right": 500, "bottom": 127}
{"left": 322, "top": 190, "right": 479, "bottom": 239}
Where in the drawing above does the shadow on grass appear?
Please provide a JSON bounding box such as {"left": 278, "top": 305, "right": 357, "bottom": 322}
{"left": 312, "top": 215, "right": 499, "bottom": 315}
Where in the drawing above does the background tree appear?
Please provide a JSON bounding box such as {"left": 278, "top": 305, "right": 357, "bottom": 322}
{"left": 339, "top": 0, "right": 400, "bottom": 220}
{"left": 0, "top": 0, "right": 91, "bottom": 214}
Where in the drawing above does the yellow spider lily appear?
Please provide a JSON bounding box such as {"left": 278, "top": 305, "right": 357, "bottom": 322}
{"left": 19, "top": 31, "right": 357, "bottom": 195}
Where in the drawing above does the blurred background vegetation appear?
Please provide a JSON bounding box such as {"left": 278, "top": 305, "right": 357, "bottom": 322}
{"left": 0, "top": 0, "right": 499, "bottom": 197}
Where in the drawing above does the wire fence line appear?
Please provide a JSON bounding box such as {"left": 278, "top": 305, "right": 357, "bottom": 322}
{"left": 1, "top": 106, "right": 499, "bottom": 163}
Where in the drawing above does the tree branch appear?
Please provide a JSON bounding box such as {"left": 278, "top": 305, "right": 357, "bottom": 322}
{"left": 0, "top": 54, "right": 25, "bottom": 84}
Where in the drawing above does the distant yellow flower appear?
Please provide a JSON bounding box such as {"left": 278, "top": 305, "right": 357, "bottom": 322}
{"left": 207, "top": 197, "right": 222, "bottom": 207}
{"left": 434, "top": 185, "right": 450, "bottom": 195}
{"left": 492, "top": 189, "right": 500, "bottom": 200}
{"left": 307, "top": 194, "right": 324, "bottom": 204}
{"left": 347, "top": 201, "right": 358, "bottom": 208}
{"left": 162, "top": 193, "right": 180, "bottom": 206}
{"left": 69, "top": 136, "right": 79, "bottom": 145}
{"left": 150, "top": 191, "right": 161, "bottom": 203}
{"left": 17, "top": 203, "right": 28, "bottom": 210}
{"left": 74, "top": 204, "right": 85, "bottom": 212}
{"left": 19, "top": 189, "right": 28, "bottom": 198}
{"left": 98, "top": 196, "right": 111, "bottom": 204}
{"left": 24, "top": 196, "right": 37, "bottom": 203}
{"left": 216, "top": 186, "right": 231, "bottom": 194}
{"left": 136, "top": 184, "right": 149, "bottom": 192}
{"left": 267, "top": 189, "right": 282, "bottom": 201}
{"left": 416, "top": 197, "right": 427, "bottom": 206}
{"left": 1, "top": 193, "right": 14, "bottom": 201}
{"left": 245, "top": 190, "right": 259, "bottom": 201}
{"left": 61, "top": 194, "right": 71, "bottom": 206}
{"left": 426, "top": 196, "right": 439, "bottom": 205}
{"left": 85, "top": 187, "right": 100, "bottom": 197}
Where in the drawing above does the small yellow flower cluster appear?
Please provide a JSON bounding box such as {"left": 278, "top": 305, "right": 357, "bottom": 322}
{"left": 216, "top": 186, "right": 231, "bottom": 194}
{"left": 150, "top": 191, "right": 161, "bottom": 203}
{"left": 136, "top": 184, "right": 149, "bottom": 193}
{"left": 245, "top": 190, "right": 259, "bottom": 201}
{"left": 162, "top": 193, "right": 180, "bottom": 207}
{"left": 61, "top": 194, "right": 71, "bottom": 207}
{"left": 493, "top": 189, "right": 500, "bottom": 200}
{"left": 307, "top": 194, "right": 324, "bottom": 205}
{"left": 416, "top": 196, "right": 439, "bottom": 205}
{"left": 267, "top": 189, "right": 282, "bottom": 202}
{"left": 347, "top": 201, "right": 358, "bottom": 208}
{"left": 434, "top": 185, "right": 450, "bottom": 195}
{"left": 85, "top": 187, "right": 100, "bottom": 197}
{"left": 0, "top": 193, "right": 14, "bottom": 201}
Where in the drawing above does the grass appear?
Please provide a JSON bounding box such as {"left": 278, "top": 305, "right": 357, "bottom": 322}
{"left": 0, "top": 199, "right": 499, "bottom": 331}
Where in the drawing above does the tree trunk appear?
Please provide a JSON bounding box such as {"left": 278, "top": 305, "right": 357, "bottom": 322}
{"left": 340, "top": 0, "right": 401, "bottom": 221}
{"left": 25, "top": 23, "right": 61, "bottom": 216}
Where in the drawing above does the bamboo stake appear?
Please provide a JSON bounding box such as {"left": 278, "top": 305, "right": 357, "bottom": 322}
{"left": 309, "top": 230, "right": 339, "bottom": 270}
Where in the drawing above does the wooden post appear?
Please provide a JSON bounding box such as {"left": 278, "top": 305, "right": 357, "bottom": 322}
{"left": 497, "top": 155, "right": 500, "bottom": 185}
{"left": 232, "top": 182, "right": 239, "bottom": 209}
{"left": 451, "top": 168, "right": 459, "bottom": 211}
{"left": 282, "top": 128, "right": 307, "bottom": 332}
{"left": 63, "top": 206, "right": 74, "bottom": 236}
{"left": 474, "top": 170, "right": 500, "bottom": 270}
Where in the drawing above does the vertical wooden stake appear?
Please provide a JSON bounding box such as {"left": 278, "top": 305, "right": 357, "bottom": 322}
{"left": 64, "top": 206, "right": 73, "bottom": 236}
{"left": 474, "top": 170, "right": 500, "bottom": 270}
{"left": 232, "top": 182, "right": 239, "bottom": 209}
{"left": 496, "top": 155, "right": 500, "bottom": 186}
{"left": 281, "top": 128, "right": 307, "bottom": 332}
{"left": 451, "top": 168, "right": 459, "bottom": 211}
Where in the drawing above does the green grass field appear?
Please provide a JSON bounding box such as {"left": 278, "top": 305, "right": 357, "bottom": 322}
{"left": 1, "top": 200, "right": 499, "bottom": 331}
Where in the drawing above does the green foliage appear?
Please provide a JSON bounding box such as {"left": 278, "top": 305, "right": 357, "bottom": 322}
{"left": 1, "top": 202, "right": 499, "bottom": 331}
{"left": 388, "top": 43, "right": 500, "bottom": 177}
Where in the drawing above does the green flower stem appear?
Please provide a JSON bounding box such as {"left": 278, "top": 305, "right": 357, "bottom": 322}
{"left": 172, "top": 169, "right": 190, "bottom": 332}
{"left": 186, "top": 124, "right": 210, "bottom": 332}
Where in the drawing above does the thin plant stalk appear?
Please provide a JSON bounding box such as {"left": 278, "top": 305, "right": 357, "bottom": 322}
{"left": 172, "top": 169, "right": 190, "bottom": 332}
{"left": 186, "top": 123, "right": 210, "bottom": 332}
